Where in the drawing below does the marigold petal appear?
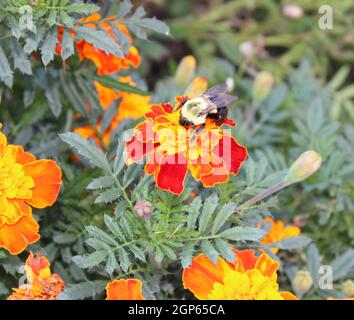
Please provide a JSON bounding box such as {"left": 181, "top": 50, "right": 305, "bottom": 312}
{"left": 106, "top": 279, "right": 144, "bottom": 300}
{"left": 280, "top": 291, "right": 299, "bottom": 300}
{"left": 255, "top": 253, "right": 280, "bottom": 282}
{"left": 183, "top": 254, "right": 232, "bottom": 300}
{"left": 155, "top": 153, "right": 188, "bottom": 195}
{"left": 0, "top": 213, "right": 40, "bottom": 255}
{"left": 23, "top": 160, "right": 62, "bottom": 209}
{"left": 233, "top": 249, "right": 258, "bottom": 271}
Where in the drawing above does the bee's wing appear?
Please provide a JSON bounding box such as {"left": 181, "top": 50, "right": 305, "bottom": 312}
{"left": 204, "top": 84, "right": 228, "bottom": 96}
{"left": 198, "top": 93, "right": 237, "bottom": 115}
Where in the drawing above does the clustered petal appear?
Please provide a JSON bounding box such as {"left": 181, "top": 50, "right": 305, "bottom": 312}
{"left": 0, "top": 131, "right": 62, "bottom": 255}
{"left": 260, "top": 217, "right": 301, "bottom": 254}
{"left": 183, "top": 248, "right": 298, "bottom": 300}
{"left": 106, "top": 279, "right": 145, "bottom": 300}
{"left": 125, "top": 98, "right": 247, "bottom": 195}
{"left": 7, "top": 252, "right": 64, "bottom": 300}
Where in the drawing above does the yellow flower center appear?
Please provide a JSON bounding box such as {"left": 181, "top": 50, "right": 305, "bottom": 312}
{"left": 207, "top": 269, "right": 285, "bottom": 300}
{"left": 0, "top": 149, "right": 34, "bottom": 224}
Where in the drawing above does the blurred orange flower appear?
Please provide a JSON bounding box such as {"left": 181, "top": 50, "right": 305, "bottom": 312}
{"left": 106, "top": 279, "right": 145, "bottom": 300}
{"left": 0, "top": 131, "right": 62, "bottom": 255}
{"left": 75, "top": 13, "right": 140, "bottom": 75}
{"left": 260, "top": 217, "right": 301, "bottom": 254}
{"left": 183, "top": 249, "right": 298, "bottom": 300}
{"left": 74, "top": 77, "right": 151, "bottom": 147}
{"left": 8, "top": 252, "right": 64, "bottom": 300}
{"left": 125, "top": 97, "right": 247, "bottom": 195}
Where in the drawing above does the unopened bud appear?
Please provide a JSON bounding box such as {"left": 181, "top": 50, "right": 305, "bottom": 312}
{"left": 342, "top": 280, "right": 354, "bottom": 297}
{"left": 30, "top": 0, "right": 39, "bottom": 5}
{"left": 284, "top": 151, "right": 322, "bottom": 185}
{"left": 226, "top": 77, "right": 234, "bottom": 92}
{"left": 282, "top": 4, "right": 303, "bottom": 20}
{"left": 292, "top": 270, "right": 313, "bottom": 295}
{"left": 184, "top": 76, "right": 208, "bottom": 98}
{"left": 239, "top": 41, "right": 256, "bottom": 61}
{"left": 134, "top": 200, "right": 152, "bottom": 219}
{"left": 252, "top": 71, "right": 274, "bottom": 103}
{"left": 175, "top": 55, "right": 196, "bottom": 89}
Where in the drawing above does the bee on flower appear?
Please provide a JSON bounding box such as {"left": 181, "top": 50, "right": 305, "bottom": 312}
{"left": 125, "top": 86, "right": 248, "bottom": 195}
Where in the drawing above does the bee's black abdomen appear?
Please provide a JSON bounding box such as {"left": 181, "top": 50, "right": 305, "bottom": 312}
{"left": 207, "top": 107, "right": 228, "bottom": 125}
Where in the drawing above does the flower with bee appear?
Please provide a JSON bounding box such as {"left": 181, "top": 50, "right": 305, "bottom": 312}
{"left": 125, "top": 85, "right": 248, "bottom": 195}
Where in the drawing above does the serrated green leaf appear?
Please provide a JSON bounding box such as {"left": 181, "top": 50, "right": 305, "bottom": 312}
{"left": 187, "top": 196, "right": 202, "bottom": 230}
{"left": 45, "top": 85, "right": 62, "bottom": 117}
{"left": 85, "top": 226, "right": 118, "bottom": 246}
{"left": 180, "top": 242, "right": 194, "bottom": 268}
{"left": 75, "top": 26, "right": 123, "bottom": 57}
{"left": 331, "top": 249, "right": 354, "bottom": 281}
{"left": 130, "top": 245, "right": 145, "bottom": 262}
{"left": 94, "top": 188, "right": 121, "bottom": 204}
{"left": 201, "top": 240, "right": 218, "bottom": 264}
{"left": 72, "top": 251, "right": 107, "bottom": 269}
{"left": 59, "top": 132, "right": 111, "bottom": 172}
{"left": 92, "top": 75, "right": 149, "bottom": 96}
{"left": 212, "top": 202, "right": 237, "bottom": 234}
{"left": 199, "top": 194, "right": 219, "bottom": 233}
{"left": 265, "top": 236, "right": 312, "bottom": 250}
{"left": 106, "top": 252, "right": 118, "bottom": 276}
{"left": 116, "top": 0, "right": 133, "bottom": 18}
{"left": 87, "top": 176, "right": 114, "bottom": 190}
{"left": 40, "top": 28, "right": 58, "bottom": 66}
{"left": 0, "top": 45, "right": 13, "bottom": 87}
{"left": 215, "top": 238, "right": 235, "bottom": 263}
{"left": 61, "top": 28, "right": 75, "bottom": 60}
{"left": 58, "top": 280, "right": 106, "bottom": 300}
{"left": 65, "top": 3, "right": 99, "bottom": 14}
{"left": 104, "top": 215, "right": 126, "bottom": 242}
{"left": 219, "top": 226, "right": 266, "bottom": 242}
{"left": 307, "top": 243, "right": 321, "bottom": 287}
{"left": 118, "top": 248, "right": 130, "bottom": 272}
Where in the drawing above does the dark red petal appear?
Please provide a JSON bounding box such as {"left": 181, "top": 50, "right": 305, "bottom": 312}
{"left": 221, "top": 117, "right": 236, "bottom": 127}
{"left": 155, "top": 153, "right": 188, "bottom": 195}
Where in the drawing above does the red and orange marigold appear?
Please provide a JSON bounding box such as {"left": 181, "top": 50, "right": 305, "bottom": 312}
{"left": 0, "top": 130, "right": 62, "bottom": 255}
{"left": 7, "top": 252, "right": 64, "bottom": 300}
{"left": 75, "top": 13, "right": 140, "bottom": 75}
{"left": 125, "top": 97, "right": 248, "bottom": 195}
{"left": 260, "top": 217, "right": 301, "bottom": 254}
{"left": 74, "top": 77, "right": 151, "bottom": 147}
{"left": 183, "top": 249, "right": 298, "bottom": 300}
{"left": 106, "top": 279, "right": 145, "bottom": 300}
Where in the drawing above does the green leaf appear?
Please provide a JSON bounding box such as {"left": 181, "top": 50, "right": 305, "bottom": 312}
{"left": 134, "top": 18, "right": 170, "bottom": 36}
{"left": 65, "top": 3, "right": 99, "bottom": 15}
{"left": 180, "top": 242, "right": 194, "bottom": 268}
{"left": 87, "top": 176, "right": 115, "bottom": 190}
{"left": 75, "top": 26, "right": 123, "bottom": 57}
{"left": 118, "top": 248, "right": 130, "bottom": 272}
{"left": 265, "top": 236, "right": 312, "bottom": 250}
{"left": 44, "top": 85, "right": 62, "bottom": 117}
{"left": 219, "top": 226, "right": 266, "bottom": 242}
{"left": 187, "top": 196, "right": 202, "bottom": 230}
{"left": 86, "top": 226, "right": 118, "bottom": 246}
{"left": 61, "top": 28, "right": 75, "bottom": 60}
{"left": 10, "top": 41, "right": 32, "bottom": 75}
{"left": 72, "top": 251, "right": 107, "bottom": 269}
{"left": 104, "top": 215, "right": 126, "bottom": 242}
{"left": 111, "top": 24, "right": 131, "bottom": 55}
{"left": 331, "top": 249, "right": 354, "bottom": 281}
{"left": 116, "top": 0, "right": 133, "bottom": 18}
{"left": 92, "top": 75, "right": 150, "bottom": 96}
{"left": 199, "top": 194, "right": 219, "bottom": 233}
{"left": 106, "top": 252, "right": 118, "bottom": 276}
{"left": 53, "top": 233, "right": 77, "bottom": 244}
{"left": 307, "top": 243, "right": 321, "bottom": 287}
{"left": 0, "top": 45, "right": 13, "bottom": 87}
{"left": 58, "top": 280, "right": 106, "bottom": 300}
{"left": 94, "top": 188, "right": 121, "bottom": 204}
{"left": 212, "top": 202, "right": 237, "bottom": 234}
{"left": 59, "top": 132, "right": 111, "bottom": 172}
{"left": 130, "top": 245, "right": 146, "bottom": 262}
{"left": 215, "top": 238, "right": 235, "bottom": 263}
{"left": 201, "top": 240, "right": 218, "bottom": 264}
{"left": 40, "top": 28, "right": 58, "bottom": 66}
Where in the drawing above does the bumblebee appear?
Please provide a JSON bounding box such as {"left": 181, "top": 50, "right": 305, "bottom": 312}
{"left": 177, "top": 84, "right": 237, "bottom": 129}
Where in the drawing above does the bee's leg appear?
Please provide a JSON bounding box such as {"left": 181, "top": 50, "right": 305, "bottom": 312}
{"left": 190, "top": 124, "right": 206, "bottom": 144}
{"left": 174, "top": 99, "right": 187, "bottom": 111}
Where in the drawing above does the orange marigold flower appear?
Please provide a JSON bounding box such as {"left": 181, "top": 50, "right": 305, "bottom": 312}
{"left": 0, "top": 131, "right": 62, "bottom": 255}
{"left": 7, "top": 252, "right": 64, "bottom": 300}
{"left": 74, "top": 77, "right": 151, "bottom": 147}
{"left": 260, "top": 217, "right": 301, "bottom": 254}
{"left": 183, "top": 249, "right": 298, "bottom": 300}
{"left": 125, "top": 97, "right": 248, "bottom": 195}
{"left": 75, "top": 13, "right": 140, "bottom": 75}
{"left": 106, "top": 279, "right": 145, "bottom": 300}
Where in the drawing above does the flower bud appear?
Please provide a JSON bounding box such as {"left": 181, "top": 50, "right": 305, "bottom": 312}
{"left": 284, "top": 151, "right": 322, "bottom": 185}
{"left": 184, "top": 76, "right": 208, "bottom": 98}
{"left": 252, "top": 71, "right": 274, "bottom": 103}
{"left": 342, "top": 280, "right": 354, "bottom": 297}
{"left": 292, "top": 270, "right": 313, "bottom": 295}
{"left": 134, "top": 200, "right": 152, "bottom": 219}
{"left": 282, "top": 4, "right": 303, "bottom": 20}
{"left": 239, "top": 41, "right": 256, "bottom": 61}
{"left": 175, "top": 55, "right": 196, "bottom": 89}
